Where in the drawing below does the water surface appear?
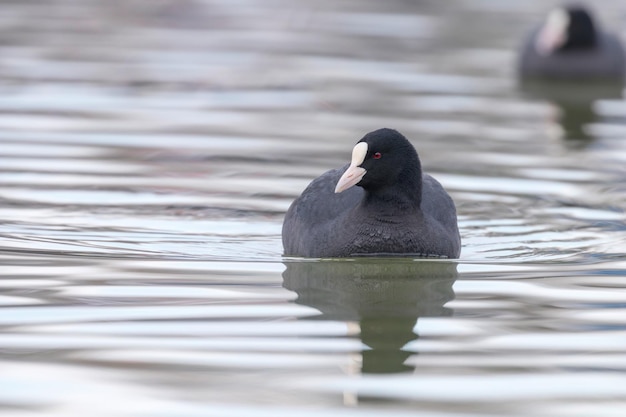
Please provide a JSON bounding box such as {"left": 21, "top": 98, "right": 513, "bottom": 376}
{"left": 1, "top": 0, "right": 626, "bottom": 416}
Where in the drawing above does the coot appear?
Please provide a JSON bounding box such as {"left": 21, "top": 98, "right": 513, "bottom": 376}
{"left": 282, "top": 128, "right": 461, "bottom": 258}
{"left": 518, "top": 5, "right": 625, "bottom": 80}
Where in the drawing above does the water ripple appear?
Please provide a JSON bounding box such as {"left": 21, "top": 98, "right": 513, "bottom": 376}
{"left": 1, "top": 0, "right": 626, "bottom": 416}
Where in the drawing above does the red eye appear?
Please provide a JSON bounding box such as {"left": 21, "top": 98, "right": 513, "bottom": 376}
{"left": 373, "top": 152, "right": 382, "bottom": 159}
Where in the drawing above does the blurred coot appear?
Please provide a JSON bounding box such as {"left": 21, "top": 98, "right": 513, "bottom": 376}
{"left": 519, "top": 5, "right": 625, "bottom": 80}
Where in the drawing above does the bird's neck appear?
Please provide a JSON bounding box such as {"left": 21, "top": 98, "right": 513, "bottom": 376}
{"left": 561, "top": 34, "right": 596, "bottom": 51}
{"left": 361, "top": 169, "right": 422, "bottom": 212}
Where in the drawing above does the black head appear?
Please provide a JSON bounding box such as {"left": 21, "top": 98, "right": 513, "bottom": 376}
{"left": 355, "top": 128, "right": 421, "bottom": 191}
{"left": 535, "top": 6, "right": 598, "bottom": 56}
{"left": 334, "top": 128, "right": 423, "bottom": 201}
{"left": 562, "top": 6, "right": 597, "bottom": 50}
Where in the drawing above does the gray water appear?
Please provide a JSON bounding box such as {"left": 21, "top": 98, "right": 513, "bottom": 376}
{"left": 1, "top": 1, "right": 626, "bottom": 416}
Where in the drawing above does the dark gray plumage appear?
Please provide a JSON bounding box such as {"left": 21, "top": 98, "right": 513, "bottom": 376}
{"left": 519, "top": 6, "right": 625, "bottom": 80}
{"left": 282, "top": 128, "right": 461, "bottom": 258}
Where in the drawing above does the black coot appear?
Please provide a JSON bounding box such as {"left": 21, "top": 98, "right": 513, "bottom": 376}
{"left": 519, "top": 5, "right": 625, "bottom": 80}
{"left": 282, "top": 128, "right": 461, "bottom": 258}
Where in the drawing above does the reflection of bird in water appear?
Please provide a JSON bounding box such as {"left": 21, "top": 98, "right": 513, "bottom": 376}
{"left": 282, "top": 259, "right": 457, "bottom": 374}
{"left": 517, "top": 5, "right": 625, "bottom": 148}
{"left": 520, "top": 79, "right": 623, "bottom": 148}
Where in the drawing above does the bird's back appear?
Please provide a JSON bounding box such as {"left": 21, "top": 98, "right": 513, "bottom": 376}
{"left": 282, "top": 168, "right": 460, "bottom": 258}
{"left": 282, "top": 165, "right": 361, "bottom": 257}
{"left": 519, "top": 28, "right": 625, "bottom": 79}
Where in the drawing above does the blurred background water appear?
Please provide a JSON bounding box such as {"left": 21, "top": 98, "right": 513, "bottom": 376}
{"left": 1, "top": 0, "right": 626, "bottom": 416}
